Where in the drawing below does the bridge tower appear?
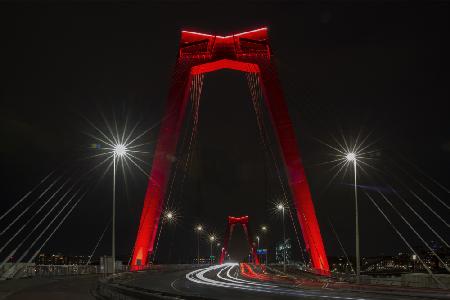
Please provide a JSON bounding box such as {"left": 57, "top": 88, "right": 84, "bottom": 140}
{"left": 219, "top": 216, "right": 259, "bottom": 265}
{"left": 131, "top": 27, "right": 330, "bottom": 274}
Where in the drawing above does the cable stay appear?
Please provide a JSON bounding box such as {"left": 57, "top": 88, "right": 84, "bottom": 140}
{"left": 383, "top": 166, "right": 450, "bottom": 229}
{"left": 0, "top": 188, "right": 85, "bottom": 279}
{"left": 0, "top": 170, "right": 55, "bottom": 222}
{"left": 328, "top": 218, "right": 355, "bottom": 274}
{"left": 152, "top": 73, "right": 204, "bottom": 263}
{"left": 365, "top": 192, "right": 446, "bottom": 289}
{"left": 367, "top": 167, "right": 449, "bottom": 248}
{"left": 407, "top": 188, "right": 450, "bottom": 229}
{"left": 86, "top": 219, "right": 111, "bottom": 265}
{"left": 0, "top": 182, "right": 77, "bottom": 258}
{"left": 0, "top": 187, "right": 81, "bottom": 272}
{"left": 376, "top": 190, "right": 450, "bottom": 272}
{"left": 390, "top": 187, "right": 449, "bottom": 248}
{"left": 397, "top": 153, "right": 450, "bottom": 194}
{"left": 246, "top": 72, "right": 308, "bottom": 265}
{"left": 390, "top": 156, "right": 449, "bottom": 210}
{"left": 0, "top": 176, "right": 67, "bottom": 236}
{"left": 26, "top": 191, "right": 88, "bottom": 265}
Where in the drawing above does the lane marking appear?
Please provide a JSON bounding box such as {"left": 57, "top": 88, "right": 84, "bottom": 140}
{"left": 170, "top": 278, "right": 185, "bottom": 294}
{"left": 185, "top": 263, "right": 368, "bottom": 300}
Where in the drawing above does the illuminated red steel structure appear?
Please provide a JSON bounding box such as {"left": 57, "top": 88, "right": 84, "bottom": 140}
{"left": 131, "top": 27, "right": 330, "bottom": 274}
{"left": 219, "top": 216, "right": 259, "bottom": 265}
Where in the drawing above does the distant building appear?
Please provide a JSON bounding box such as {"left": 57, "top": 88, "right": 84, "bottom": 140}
{"left": 275, "top": 239, "right": 291, "bottom": 264}
{"left": 363, "top": 242, "right": 450, "bottom": 274}
{"left": 192, "top": 257, "right": 211, "bottom": 264}
{"left": 34, "top": 253, "right": 89, "bottom": 265}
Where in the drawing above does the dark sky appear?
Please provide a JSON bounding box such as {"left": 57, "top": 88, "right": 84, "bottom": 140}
{"left": 0, "top": 1, "right": 449, "bottom": 264}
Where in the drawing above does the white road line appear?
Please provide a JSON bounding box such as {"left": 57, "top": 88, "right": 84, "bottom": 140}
{"left": 185, "top": 263, "right": 368, "bottom": 300}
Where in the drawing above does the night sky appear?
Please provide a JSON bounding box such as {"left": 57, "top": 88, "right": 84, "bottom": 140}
{"left": 0, "top": 1, "right": 449, "bottom": 264}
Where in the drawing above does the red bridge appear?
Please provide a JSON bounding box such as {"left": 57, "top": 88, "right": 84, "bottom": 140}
{"left": 131, "top": 27, "right": 330, "bottom": 275}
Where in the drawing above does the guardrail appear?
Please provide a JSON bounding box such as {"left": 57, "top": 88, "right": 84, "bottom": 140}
{"left": 1, "top": 264, "right": 132, "bottom": 279}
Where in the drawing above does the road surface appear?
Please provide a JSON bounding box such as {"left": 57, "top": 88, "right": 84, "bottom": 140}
{"left": 122, "top": 263, "right": 448, "bottom": 300}
{"left": 0, "top": 275, "right": 98, "bottom": 300}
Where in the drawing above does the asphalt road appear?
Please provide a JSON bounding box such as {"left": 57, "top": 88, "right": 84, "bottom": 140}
{"left": 124, "top": 263, "right": 448, "bottom": 300}
{"left": 0, "top": 275, "right": 98, "bottom": 300}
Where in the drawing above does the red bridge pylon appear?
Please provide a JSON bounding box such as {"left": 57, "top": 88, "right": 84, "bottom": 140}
{"left": 219, "top": 216, "right": 259, "bottom": 265}
{"left": 130, "top": 27, "right": 329, "bottom": 275}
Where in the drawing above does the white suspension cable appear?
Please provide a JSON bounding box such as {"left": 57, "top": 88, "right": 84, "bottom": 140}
{"left": 0, "top": 176, "right": 67, "bottom": 236}
{"left": 27, "top": 191, "right": 88, "bottom": 265}
{"left": 390, "top": 186, "right": 449, "bottom": 248}
{"left": 365, "top": 192, "right": 445, "bottom": 289}
{"left": 377, "top": 190, "right": 449, "bottom": 272}
{"left": 86, "top": 219, "right": 111, "bottom": 265}
{"left": 0, "top": 170, "right": 55, "bottom": 222}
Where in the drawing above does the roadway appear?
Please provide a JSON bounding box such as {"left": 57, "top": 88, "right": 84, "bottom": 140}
{"left": 0, "top": 275, "right": 98, "bottom": 300}
{"left": 122, "top": 263, "right": 448, "bottom": 300}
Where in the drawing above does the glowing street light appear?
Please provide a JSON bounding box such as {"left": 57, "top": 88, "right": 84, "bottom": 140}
{"left": 277, "top": 203, "right": 286, "bottom": 272}
{"left": 111, "top": 142, "right": 128, "bottom": 274}
{"left": 113, "top": 144, "right": 127, "bottom": 157}
{"left": 209, "top": 235, "right": 216, "bottom": 264}
{"left": 317, "top": 133, "right": 377, "bottom": 281}
{"left": 87, "top": 116, "right": 152, "bottom": 273}
{"left": 345, "top": 151, "right": 361, "bottom": 282}
{"left": 195, "top": 225, "right": 203, "bottom": 265}
{"left": 346, "top": 152, "right": 356, "bottom": 162}
{"left": 260, "top": 225, "right": 268, "bottom": 265}
{"left": 165, "top": 211, "right": 174, "bottom": 221}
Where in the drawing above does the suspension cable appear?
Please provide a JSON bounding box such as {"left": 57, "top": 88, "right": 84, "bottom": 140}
{"left": 365, "top": 192, "right": 445, "bottom": 289}
{"left": 377, "top": 190, "right": 449, "bottom": 272}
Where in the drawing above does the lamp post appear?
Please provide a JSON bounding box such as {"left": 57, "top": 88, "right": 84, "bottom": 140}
{"left": 216, "top": 242, "right": 221, "bottom": 259}
{"left": 346, "top": 152, "right": 360, "bottom": 283}
{"left": 277, "top": 203, "right": 286, "bottom": 272}
{"left": 261, "top": 225, "right": 268, "bottom": 265}
{"left": 209, "top": 235, "right": 215, "bottom": 264}
{"left": 195, "top": 225, "right": 203, "bottom": 264}
{"left": 112, "top": 143, "right": 127, "bottom": 274}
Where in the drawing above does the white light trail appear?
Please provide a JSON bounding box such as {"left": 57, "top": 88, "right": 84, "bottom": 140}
{"left": 185, "top": 264, "right": 367, "bottom": 300}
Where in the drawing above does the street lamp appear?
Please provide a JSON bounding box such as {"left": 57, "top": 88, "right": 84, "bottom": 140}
{"left": 165, "top": 211, "right": 173, "bottom": 221}
{"left": 209, "top": 235, "right": 216, "bottom": 264}
{"left": 277, "top": 203, "right": 286, "bottom": 272}
{"left": 195, "top": 225, "right": 203, "bottom": 264}
{"left": 256, "top": 236, "right": 260, "bottom": 249}
{"left": 261, "top": 225, "right": 268, "bottom": 265}
{"left": 112, "top": 143, "right": 127, "bottom": 274}
{"left": 346, "top": 151, "right": 360, "bottom": 283}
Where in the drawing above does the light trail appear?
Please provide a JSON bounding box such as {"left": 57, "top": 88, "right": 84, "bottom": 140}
{"left": 186, "top": 263, "right": 367, "bottom": 299}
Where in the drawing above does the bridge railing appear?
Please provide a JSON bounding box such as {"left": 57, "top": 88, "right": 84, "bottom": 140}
{"left": 4, "top": 264, "right": 131, "bottom": 279}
